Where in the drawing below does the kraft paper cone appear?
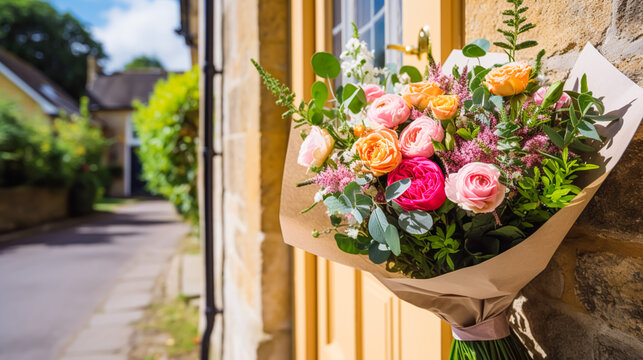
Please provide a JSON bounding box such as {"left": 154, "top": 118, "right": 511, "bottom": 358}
{"left": 279, "top": 43, "right": 642, "bottom": 330}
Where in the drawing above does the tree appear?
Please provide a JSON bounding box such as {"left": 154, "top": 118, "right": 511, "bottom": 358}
{"left": 132, "top": 67, "right": 200, "bottom": 225}
{"left": 125, "top": 55, "right": 164, "bottom": 70}
{"left": 0, "top": 0, "right": 105, "bottom": 98}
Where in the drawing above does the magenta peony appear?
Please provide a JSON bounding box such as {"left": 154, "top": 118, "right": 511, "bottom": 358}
{"left": 362, "top": 84, "right": 386, "bottom": 103}
{"left": 444, "top": 162, "right": 506, "bottom": 213}
{"left": 387, "top": 158, "right": 446, "bottom": 211}
{"left": 367, "top": 94, "right": 410, "bottom": 129}
{"left": 399, "top": 116, "right": 445, "bottom": 158}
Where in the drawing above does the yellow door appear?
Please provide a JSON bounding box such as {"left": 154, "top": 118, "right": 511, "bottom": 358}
{"left": 291, "top": 1, "right": 464, "bottom": 359}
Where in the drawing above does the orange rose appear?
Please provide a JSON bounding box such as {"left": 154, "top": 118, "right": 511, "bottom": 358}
{"left": 429, "top": 94, "right": 459, "bottom": 120}
{"left": 353, "top": 124, "right": 366, "bottom": 137}
{"left": 354, "top": 128, "right": 402, "bottom": 176}
{"left": 484, "top": 62, "right": 532, "bottom": 96}
{"left": 402, "top": 81, "right": 444, "bottom": 110}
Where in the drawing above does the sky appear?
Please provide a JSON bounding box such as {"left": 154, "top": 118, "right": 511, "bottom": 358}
{"left": 48, "top": 0, "right": 191, "bottom": 73}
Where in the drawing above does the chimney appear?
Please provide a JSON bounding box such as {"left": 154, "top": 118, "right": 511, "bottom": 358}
{"left": 86, "top": 56, "right": 102, "bottom": 87}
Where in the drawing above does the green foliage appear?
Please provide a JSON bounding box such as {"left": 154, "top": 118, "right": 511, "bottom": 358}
{"left": 0, "top": 97, "right": 106, "bottom": 194}
{"left": 0, "top": 0, "right": 106, "bottom": 98}
{"left": 462, "top": 38, "right": 491, "bottom": 58}
{"left": 512, "top": 148, "right": 598, "bottom": 227}
{"left": 311, "top": 52, "right": 341, "bottom": 79}
{"left": 493, "top": 0, "right": 538, "bottom": 61}
{"left": 0, "top": 100, "right": 69, "bottom": 186}
{"left": 124, "top": 55, "right": 164, "bottom": 70}
{"left": 54, "top": 98, "right": 108, "bottom": 182}
{"left": 133, "top": 67, "right": 200, "bottom": 225}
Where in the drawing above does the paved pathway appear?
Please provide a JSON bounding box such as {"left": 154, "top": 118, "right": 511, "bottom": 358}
{"left": 0, "top": 200, "right": 189, "bottom": 360}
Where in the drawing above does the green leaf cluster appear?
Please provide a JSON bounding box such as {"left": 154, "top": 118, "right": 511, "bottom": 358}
{"left": 511, "top": 148, "right": 598, "bottom": 227}
{"left": 541, "top": 75, "right": 618, "bottom": 152}
{"left": 0, "top": 97, "right": 107, "bottom": 191}
{"left": 133, "top": 67, "right": 200, "bottom": 225}
{"left": 494, "top": 0, "right": 538, "bottom": 61}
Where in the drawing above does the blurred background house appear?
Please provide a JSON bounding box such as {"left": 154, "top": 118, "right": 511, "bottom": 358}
{"left": 0, "top": 48, "right": 79, "bottom": 118}
{"left": 86, "top": 58, "right": 167, "bottom": 197}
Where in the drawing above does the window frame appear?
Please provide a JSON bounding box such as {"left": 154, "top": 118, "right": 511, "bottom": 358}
{"left": 332, "top": 0, "right": 403, "bottom": 70}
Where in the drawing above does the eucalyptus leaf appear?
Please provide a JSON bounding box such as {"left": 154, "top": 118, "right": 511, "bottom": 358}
{"left": 311, "top": 52, "right": 340, "bottom": 78}
{"left": 335, "top": 233, "right": 360, "bottom": 254}
{"left": 399, "top": 65, "right": 422, "bottom": 82}
{"left": 462, "top": 39, "right": 489, "bottom": 58}
{"left": 368, "top": 207, "right": 388, "bottom": 243}
{"left": 385, "top": 178, "right": 411, "bottom": 202}
{"left": 324, "top": 195, "right": 352, "bottom": 214}
{"left": 384, "top": 225, "right": 401, "bottom": 256}
{"left": 342, "top": 83, "right": 358, "bottom": 103}
{"left": 311, "top": 81, "right": 328, "bottom": 109}
{"left": 368, "top": 242, "right": 391, "bottom": 264}
{"left": 343, "top": 181, "right": 361, "bottom": 205}
{"left": 398, "top": 210, "right": 433, "bottom": 235}
{"left": 347, "top": 88, "right": 367, "bottom": 113}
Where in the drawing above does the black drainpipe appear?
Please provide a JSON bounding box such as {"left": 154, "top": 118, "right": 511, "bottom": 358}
{"left": 200, "top": 0, "right": 223, "bottom": 359}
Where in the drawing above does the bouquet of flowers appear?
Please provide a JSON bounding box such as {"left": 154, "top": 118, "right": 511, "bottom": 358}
{"left": 253, "top": 1, "right": 642, "bottom": 359}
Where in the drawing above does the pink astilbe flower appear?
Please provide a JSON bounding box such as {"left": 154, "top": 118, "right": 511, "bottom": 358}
{"left": 520, "top": 133, "right": 561, "bottom": 168}
{"left": 313, "top": 164, "right": 356, "bottom": 194}
{"left": 410, "top": 108, "right": 426, "bottom": 120}
{"left": 451, "top": 66, "right": 471, "bottom": 105}
{"left": 427, "top": 62, "right": 454, "bottom": 92}
{"left": 437, "top": 124, "right": 502, "bottom": 174}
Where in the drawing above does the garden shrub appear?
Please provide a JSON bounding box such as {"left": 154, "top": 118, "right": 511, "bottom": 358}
{"left": 0, "top": 97, "right": 108, "bottom": 215}
{"left": 55, "top": 98, "right": 109, "bottom": 215}
{"left": 0, "top": 99, "right": 70, "bottom": 187}
{"left": 132, "top": 66, "right": 199, "bottom": 225}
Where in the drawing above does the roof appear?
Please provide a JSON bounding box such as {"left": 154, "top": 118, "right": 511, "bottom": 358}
{"left": 86, "top": 69, "right": 167, "bottom": 110}
{"left": 0, "top": 48, "right": 79, "bottom": 115}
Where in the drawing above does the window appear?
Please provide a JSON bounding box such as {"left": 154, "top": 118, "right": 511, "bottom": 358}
{"left": 332, "top": 0, "right": 402, "bottom": 69}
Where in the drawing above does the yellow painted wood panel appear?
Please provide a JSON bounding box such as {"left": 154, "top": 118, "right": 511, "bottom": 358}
{"left": 292, "top": 1, "right": 465, "bottom": 359}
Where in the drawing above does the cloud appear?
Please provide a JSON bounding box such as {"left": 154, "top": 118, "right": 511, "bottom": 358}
{"left": 93, "top": 0, "right": 191, "bottom": 72}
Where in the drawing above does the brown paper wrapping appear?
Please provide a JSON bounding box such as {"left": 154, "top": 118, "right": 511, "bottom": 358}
{"left": 279, "top": 43, "right": 643, "bottom": 330}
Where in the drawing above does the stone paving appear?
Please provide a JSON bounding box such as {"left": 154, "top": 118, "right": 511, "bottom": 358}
{"left": 59, "top": 246, "right": 178, "bottom": 360}
{"left": 0, "top": 200, "right": 191, "bottom": 360}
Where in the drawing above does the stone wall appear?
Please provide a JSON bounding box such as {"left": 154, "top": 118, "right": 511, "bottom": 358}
{"left": 465, "top": 1, "right": 642, "bottom": 359}
{"left": 219, "top": 0, "right": 291, "bottom": 359}
{"left": 0, "top": 187, "right": 69, "bottom": 233}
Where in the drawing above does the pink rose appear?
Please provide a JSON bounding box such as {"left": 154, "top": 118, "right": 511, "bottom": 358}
{"left": 399, "top": 116, "right": 445, "bottom": 158}
{"left": 387, "top": 158, "right": 446, "bottom": 211}
{"left": 363, "top": 84, "right": 386, "bottom": 103}
{"left": 533, "top": 86, "right": 571, "bottom": 110}
{"left": 297, "top": 126, "right": 335, "bottom": 168}
{"left": 444, "top": 162, "right": 506, "bottom": 213}
{"left": 367, "top": 94, "right": 410, "bottom": 129}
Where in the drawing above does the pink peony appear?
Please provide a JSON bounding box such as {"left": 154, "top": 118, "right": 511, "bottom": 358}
{"left": 367, "top": 94, "right": 410, "bottom": 129}
{"left": 399, "top": 116, "right": 445, "bottom": 158}
{"left": 387, "top": 158, "right": 446, "bottom": 211}
{"left": 533, "top": 86, "right": 571, "bottom": 110}
{"left": 363, "top": 84, "right": 386, "bottom": 103}
{"left": 444, "top": 162, "right": 506, "bottom": 213}
{"left": 297, "top": 126, "right": 335, "bottom": 168}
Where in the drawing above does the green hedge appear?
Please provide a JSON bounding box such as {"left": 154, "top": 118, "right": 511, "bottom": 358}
{"left": 0, "top": 97, "right": 108, "bottom": 215}
{"left": 133, "top": 67, "right": 199, "bottom": 225}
